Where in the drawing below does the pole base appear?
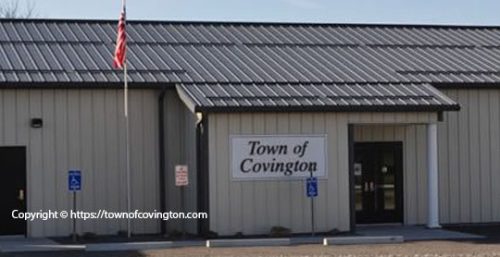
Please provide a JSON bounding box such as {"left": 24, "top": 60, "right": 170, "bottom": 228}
{"left": 426, "top": 224, "right": 442, "bottom": 229}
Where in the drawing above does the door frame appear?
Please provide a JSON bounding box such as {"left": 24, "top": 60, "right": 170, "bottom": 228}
{"left": 348, "top": 135, "right": 404, "bottom": 229}
{"left": 0, "top": 146, "right": 27, "bottom": 236}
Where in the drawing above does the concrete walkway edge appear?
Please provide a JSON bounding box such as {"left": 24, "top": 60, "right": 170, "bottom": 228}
{"left": 206, "top": 238, "right": 291, "bottom": 248}
{"left": 85, "top": 241, "right": 205, "bottom": 251}
{"left": 323, "top": 236, "right": 404, "bottom": 245}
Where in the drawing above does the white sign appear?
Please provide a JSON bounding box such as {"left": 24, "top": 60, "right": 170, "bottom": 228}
{"left": 175, "top": 165, "right": 189, "bottom": 186}
{"left": 354, "top": 163, "right": 362, "bottom": 176}
{"left": 231, "top": 135, "right": 327, "bottom": 180}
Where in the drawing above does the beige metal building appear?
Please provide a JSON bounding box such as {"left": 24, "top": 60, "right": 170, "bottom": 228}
{"left": 0, "top": 19, "right": 499, "bottom": 238}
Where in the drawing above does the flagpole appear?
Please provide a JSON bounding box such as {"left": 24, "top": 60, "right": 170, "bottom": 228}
{"left": 118, "top": 0, "right": 132, "bottom": 239}
{"left": 124, "top": 61, "right": 131, "bottom": 238}
{"left": 114, "top": 0, "right": 131, "bottom": 238}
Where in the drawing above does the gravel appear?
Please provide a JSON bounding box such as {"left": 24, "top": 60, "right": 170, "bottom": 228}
{"left": 2, "top": 240, "right": 500, "bottom": 257}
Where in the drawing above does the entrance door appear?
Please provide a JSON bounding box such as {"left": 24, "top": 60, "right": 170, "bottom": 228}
{"left": 354, "top": 142, "right": 403, "bottom": 224}
{"left": 0, "top": 147, "right": 27, "bottom": 235}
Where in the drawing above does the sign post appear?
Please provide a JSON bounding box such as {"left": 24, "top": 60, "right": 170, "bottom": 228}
{"left": 306, "top": 172, "right": 318, "bottom": 236}
{"left": 175, "top": 165, "right": 188, "bottom": 237}
{"left": 68, "top": 170, "right": 81, "bottom": 242}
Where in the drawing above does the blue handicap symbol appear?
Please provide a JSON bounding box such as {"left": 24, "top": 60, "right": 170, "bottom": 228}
{"left": 306, "top": 177, "right": 318, "bottom": 197}
{"left": 68, "top": 170, "right": 81, "bottom": 191}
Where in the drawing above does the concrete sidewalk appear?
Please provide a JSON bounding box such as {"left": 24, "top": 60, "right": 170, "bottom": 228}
{"left": 0, "top": 226, "right": 483, "bottom": 252}
{"left": 356, "top": 225, "right": 484, "bottom": 241}
{"left": 0, "top": 236, "right": 84, "bottom": 253}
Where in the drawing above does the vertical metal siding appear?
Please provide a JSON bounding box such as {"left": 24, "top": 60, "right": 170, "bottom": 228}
{"left": 208, "top": 112, "right": 436, "bottom": 236}
{"left": 0, "top": 89, "right": 160, "bottom": 237}
{"left": 163, "top": 89, "right": 198, "bottom": 234}
{"left": 438, "top": 89, "right": 500, "bottom": 224}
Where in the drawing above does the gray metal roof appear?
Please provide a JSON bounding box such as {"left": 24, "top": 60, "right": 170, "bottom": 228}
{"left": 176, "top": 82, "right": 460, "bottom": 112}
{"left": 0, "top": 19, "right": 500, "bottom": 85}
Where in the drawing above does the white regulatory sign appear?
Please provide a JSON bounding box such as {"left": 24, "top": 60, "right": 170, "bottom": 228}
{"left": 175, "top": 165, "right": 189, "bottom": 186}
{"left": 231, "top": 135, "right": 327, "bottom": 180}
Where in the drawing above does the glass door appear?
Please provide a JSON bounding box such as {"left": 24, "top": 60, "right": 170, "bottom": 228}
{"left": 354, "top": 142, "right": 403, "bottom": 224}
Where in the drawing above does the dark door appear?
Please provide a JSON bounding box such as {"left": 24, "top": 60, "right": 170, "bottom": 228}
{"left": 354, "top": 142, "right": 403, "bottom": 224}
{"left": 0, "top": 147, "right": 27, "bottom": 235}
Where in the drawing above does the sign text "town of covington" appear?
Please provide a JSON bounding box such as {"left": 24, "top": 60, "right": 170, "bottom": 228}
{"left": 231, "top": 135, "right": 327, "bottom": 180}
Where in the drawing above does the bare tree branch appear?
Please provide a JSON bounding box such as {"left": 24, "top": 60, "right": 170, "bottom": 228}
{"left": 0, "top": 0, "right": 38, "bottom": 18}
{"left": 0, "top": 0, "right": 18, "bottom": 18}
{"left": 24, "top": 0, "right": 36, "bottom": 18}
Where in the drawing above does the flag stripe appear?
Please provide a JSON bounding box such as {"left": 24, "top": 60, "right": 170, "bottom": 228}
{"left": 113, "top": 4, "right": 126, "bottom": 69}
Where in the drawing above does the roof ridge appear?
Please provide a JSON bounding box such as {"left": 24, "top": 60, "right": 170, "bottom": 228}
{"left": 0, "top": 18, "right": 499, "bottom": 30}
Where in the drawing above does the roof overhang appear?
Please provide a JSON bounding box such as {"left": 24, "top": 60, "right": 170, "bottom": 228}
{"left": 176, "top": 82, "right": 460, "bottom": 113}
{"left": 0, "top": 82, "right": 171, "bottom": 89}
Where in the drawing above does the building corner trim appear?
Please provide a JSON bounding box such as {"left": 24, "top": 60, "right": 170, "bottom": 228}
{"left": 158, "top": 87, "right": 168, "bottom": 235}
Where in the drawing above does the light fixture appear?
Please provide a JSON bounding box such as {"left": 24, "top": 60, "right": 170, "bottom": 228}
{"left": 31, "top": 118, "right": 43, "bottom": 128}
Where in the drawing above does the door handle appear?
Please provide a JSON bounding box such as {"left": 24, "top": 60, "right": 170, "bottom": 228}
{"left": 364, "top": 182, "right": 369, "bottom": 192}
{"left": 18, "top": 189, "right": 24, "bottom": 201}
{"left": 370, "top": 182, "right": 375, "bottom": 192}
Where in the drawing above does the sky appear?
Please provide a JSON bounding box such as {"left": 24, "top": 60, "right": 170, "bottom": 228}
{"left": 8, "top": 0, "right": 500, "bottom": 25}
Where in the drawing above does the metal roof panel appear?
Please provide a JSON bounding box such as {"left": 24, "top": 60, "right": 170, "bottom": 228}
{"left": 0, "top": 20, "right": 498, "bottom": 85}
{"left": 177, "top": 82, "right": 460, "bottom": 112}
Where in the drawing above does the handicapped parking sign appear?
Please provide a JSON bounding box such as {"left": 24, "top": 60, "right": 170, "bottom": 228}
{"left": 306, "top": 177, "right": 318, "bottom": 197}
{"left": 68, "top": 170, "right": 81, "bottom": 191}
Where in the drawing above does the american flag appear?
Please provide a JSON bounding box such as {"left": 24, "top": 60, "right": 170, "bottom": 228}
{"left": 113, "top": 0, "right": 126, "bottom": 69}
